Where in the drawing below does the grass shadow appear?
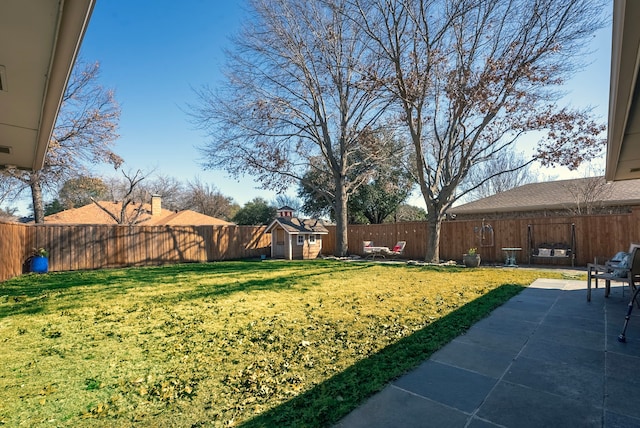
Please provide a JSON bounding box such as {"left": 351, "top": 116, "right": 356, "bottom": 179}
{"left": 240, "top": 283, "right": 525, "bottom": 427}
{"left": 154, "top": 262, "right": 372, "bottom": 303}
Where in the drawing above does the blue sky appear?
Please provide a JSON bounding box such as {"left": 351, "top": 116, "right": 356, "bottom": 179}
{"left": 30, "top": 1, "right": 615, "bottom": 213}
{"left": 78, "top": 0, "right": 276, "bottom": 205}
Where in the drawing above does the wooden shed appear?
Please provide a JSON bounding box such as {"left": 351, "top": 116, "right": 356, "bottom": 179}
{"left": 265, "top": 207, "right": 329, "bottom": 260}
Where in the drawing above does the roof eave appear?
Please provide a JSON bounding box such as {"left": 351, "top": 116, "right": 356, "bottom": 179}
{"left": 606, "top": 0, "right": 640, "bottom": 181}
{"left": 33, "top": 0, "right": 96, "bottom": 170}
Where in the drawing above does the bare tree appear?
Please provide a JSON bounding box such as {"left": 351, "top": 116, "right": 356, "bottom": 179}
{"left": 0, "top": 177, "right": 19, "bottom": 220}
{"left": 182, "top": 177, "right": 239, "bottom": 220}
{"left": 563, "top": 175, "right": 612, "bottom": 215}
{"left": 2, "top": 60, "right": 122, "bottom": 223}
{"left": 140, "top": 174, "right": 185, "bottom": 212}
{"left": 0, "top": 175, "right": 23, "bottom": 214}
{"left": 92, "top": 169, "right": 148, "bottom": 225}
{"left": 461, "top": 150, "right": 537, "bottom": 202}
{"left": 190, "top": 0, "right": 390, "bottom": 256}
{"left": 350, "top": 0, "right": 607, "bottom": 262}
{"left": 274, "top": 194, "right": 303, "bottom": 214}
{"left": 0, "top": 207, "right": 18, "bottom": 222}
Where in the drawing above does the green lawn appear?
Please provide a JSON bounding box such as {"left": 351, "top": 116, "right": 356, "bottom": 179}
{"left": 0, "top": 260, "right": 569, "bottom": 427}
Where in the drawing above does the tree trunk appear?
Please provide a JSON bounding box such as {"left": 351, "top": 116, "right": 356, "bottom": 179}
{"left": 425, "top": 215, "right": 442, "bottom": 263}
{"left": 334, "top": 184, "right": 349, "bottom": 257}
{"left": 30, "top": 172, "right": 45, "bottom": 223}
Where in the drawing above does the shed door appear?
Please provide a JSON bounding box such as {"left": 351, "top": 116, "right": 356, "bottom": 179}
{"left": 274, "top": 229, "right": 286, "bottom": 258}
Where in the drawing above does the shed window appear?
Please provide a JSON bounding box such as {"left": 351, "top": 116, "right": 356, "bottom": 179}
{"left": 308, "top": 235, "right": 316, "bottom": 244}
{"left": 297, "top": 235, "right": 305, "bottom": 245}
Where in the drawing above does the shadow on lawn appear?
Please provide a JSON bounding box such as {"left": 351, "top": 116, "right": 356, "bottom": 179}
{"left": 240, "top": 283, "right": 525, "bottom": 428}
{"left": 154, "top": 263, "right": 372, "bottom": 303}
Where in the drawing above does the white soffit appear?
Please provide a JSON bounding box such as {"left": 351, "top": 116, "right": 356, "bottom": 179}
{"left": 0, "top": 0, "right": 95, "bottom": 171}
{"left": 607, "top": 0, "right": 640, "bottom": 181}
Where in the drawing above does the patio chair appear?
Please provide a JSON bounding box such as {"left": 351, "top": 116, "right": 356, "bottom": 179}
{"left": 384, "top": 241, "right": 406, "bottom": 259}
{"left": 587, "top": 243, "right": 640, "bottom": 302}
{"left": 616, "top": 247, "right": 640, "bottom": 342}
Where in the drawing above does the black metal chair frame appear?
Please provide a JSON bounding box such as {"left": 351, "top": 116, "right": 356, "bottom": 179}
{"left": 616, "top": 247, "right": 640, "bottom": 342}
{"left": 587, "top": 247, "right": 639, "bottom": 302}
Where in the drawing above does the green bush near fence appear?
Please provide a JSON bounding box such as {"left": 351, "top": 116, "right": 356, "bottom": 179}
{"left": 0, "top": 260, "right": 568, "bottom": 427}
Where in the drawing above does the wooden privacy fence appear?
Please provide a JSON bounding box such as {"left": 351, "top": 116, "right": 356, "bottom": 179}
{"left": 2, "top": 207, "right": 639, "bottom": 282}
{"left": 322, "top": 207, "right": 640, "bottom": 267}
{"left": 0, "top": 222, "right": 270, "bottom": 282}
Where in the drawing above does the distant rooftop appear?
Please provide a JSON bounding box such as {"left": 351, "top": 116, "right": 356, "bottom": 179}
{"left": 43, "top": 201, "right": 234, "bottom": 226}
{"left": 448, "top": 177, "right": 640, "bottom": 215}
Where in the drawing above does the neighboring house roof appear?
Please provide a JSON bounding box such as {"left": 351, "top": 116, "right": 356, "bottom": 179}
{"left": 155, "top": 210, "right": 234, "bottom": 226}
{"left": 265, "top": 217, "right": 329, "bottom": 234}
{"left": 448, "top": 177, "right": 640, "bottom": 215}
{"left": 43, "top": 201, "right": 234, "bottom": 226}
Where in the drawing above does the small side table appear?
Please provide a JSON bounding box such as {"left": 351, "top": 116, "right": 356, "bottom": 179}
{"left": 501, "top": 247, "right": 522, "bottom": 267}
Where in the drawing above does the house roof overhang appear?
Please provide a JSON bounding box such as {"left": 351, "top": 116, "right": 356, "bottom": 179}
{"left": 0, "top": 0, "right": 95, "bottom": 171}
{"left": 607, "top": 0, "right": 640, "bottom": 181}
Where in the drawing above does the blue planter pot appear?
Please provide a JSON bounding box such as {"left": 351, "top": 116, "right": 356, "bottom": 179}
{"left": 31, "top": 256, "right": 49, "bottom": 273}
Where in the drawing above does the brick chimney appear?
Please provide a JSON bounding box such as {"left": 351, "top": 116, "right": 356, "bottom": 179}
{"left": 151, "top": 194, "right": 162, "bottom": 216}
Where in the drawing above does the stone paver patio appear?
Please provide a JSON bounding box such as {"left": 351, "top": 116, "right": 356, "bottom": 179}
{"left": 337, "top": 278, "right": 640, "bottom": 427}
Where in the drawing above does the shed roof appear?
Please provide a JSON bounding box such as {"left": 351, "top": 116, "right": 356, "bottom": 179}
{"left": 448, "top": 177, "right": 640, "bottom": 215}
{"left": 265, "top": 217, "right": 329, "bottom": 234}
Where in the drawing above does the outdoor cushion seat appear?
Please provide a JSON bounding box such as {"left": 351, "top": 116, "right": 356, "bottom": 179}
{"left": 588, "top": 245, "right": 640, "bottom": 302}
{"left": 383, "top": 241, "right": 406, "bottom": 259}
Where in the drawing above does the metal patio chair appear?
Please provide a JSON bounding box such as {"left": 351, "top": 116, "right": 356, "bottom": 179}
{"left": 616, "top": 247, "right": 640, "bottom": 342}
{"left": 587, "top": 244, "right": 640, "bottom": 302}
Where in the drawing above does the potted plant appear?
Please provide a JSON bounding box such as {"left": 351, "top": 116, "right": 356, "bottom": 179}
{"left": 31, "top": 247, "right": 49, "bottom": 273}
{"left": 463, "top": 247, "right": 481, "bottom": 267}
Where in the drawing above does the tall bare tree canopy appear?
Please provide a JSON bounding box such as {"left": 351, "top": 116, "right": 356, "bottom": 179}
{"left": 181, "top": 177, "right": 239, "bottom": 221}
{"left": 462, "top": 151, "right": 537, "bottom": 202}
{"left": 2, "top": 60, "right": 122, "bottom": 223}
{"left": 191, "top": 0, "right": 391, "bottom": 256}
{"left": 349, "top": 0, "right": 607, "bottom": 261}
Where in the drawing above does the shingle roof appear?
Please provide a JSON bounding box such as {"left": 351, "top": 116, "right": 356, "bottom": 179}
{"left": 155, "top": 210, "right": 234, "bottom": 226}
{"left": 43, "top": 201, "right": 234, "bottom": 226}
{"left": 265, "top": 217, "right": 329, "bottom": 234}
{"left": 448, "top": 177, "right": 640, "bottom": 215}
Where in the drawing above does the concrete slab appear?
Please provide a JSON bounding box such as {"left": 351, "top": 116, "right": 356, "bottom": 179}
{"left": 455, "top": 325, "right": 530, "bottom": 354}
{"left": 503, "top": 355, "right": 605, "bottom": 407}
{"left": 335, "top": 385, "right": 469, "bottom": 428}
{"left": 520, "top": 338, "right": 605, "bottom": 374}
{"left": 476, "top": 381, "right": 602, "bottom": 428}
{"left": 431, "top": 339, "right": 516, "bottom": 378}
{"left": 605, "top": 376, "right": 640, "bottom": 420}
{"left": 604, "top": 410, "right": 640, "bottom": 428}
{"left": 468, "top": 312, "right": 539, "bottom": 336}
{"left": 531, "top": 322, "right": 604, "bottom": 351}
{"left": 392, "top": 361, "right": 498, "bottom": 413}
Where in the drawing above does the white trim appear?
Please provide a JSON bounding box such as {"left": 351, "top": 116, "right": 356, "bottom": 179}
{"left": 297, "top": 235, "right": 305, "bottom": 246}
